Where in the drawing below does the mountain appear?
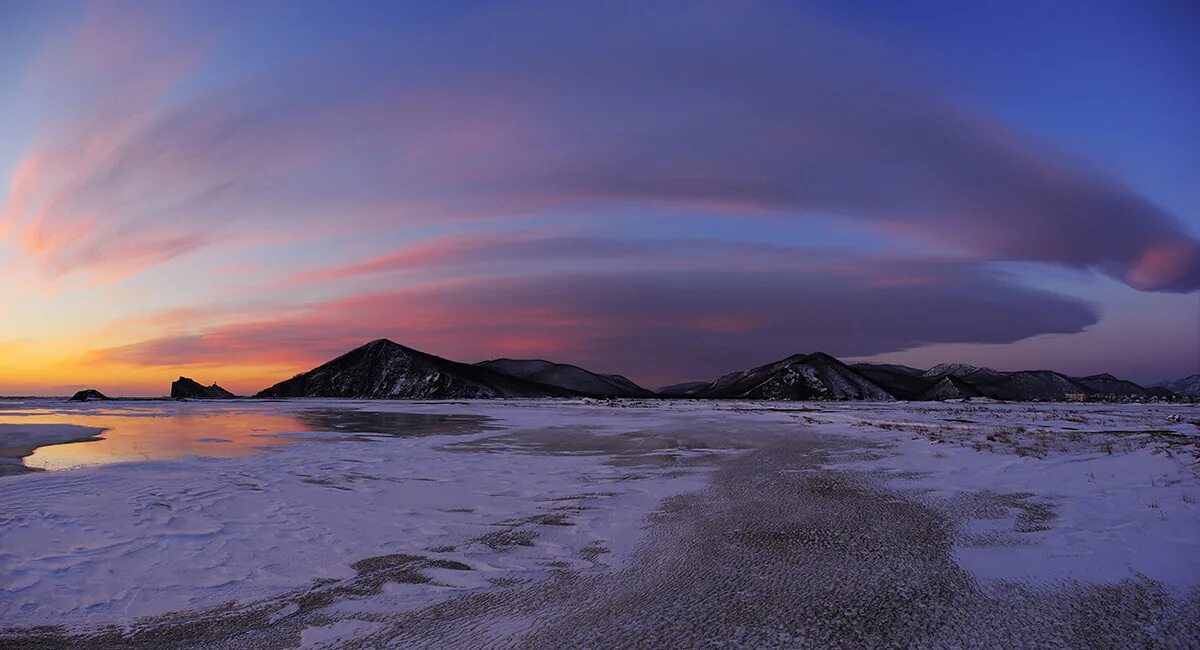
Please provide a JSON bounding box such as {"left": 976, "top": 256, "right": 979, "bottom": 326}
{"left": 1156, "top": 374, "right": 1200, "bottom": 397}
{"left": 255, "top": 339, "right": 574, "bottom": 399}
{"left": 708, "top": 357, "right": 1162, "bottom": 402}
{"left": 171, "top": 377, "right": 238, "bottom": 399}
{"left": 658, "top": 381, "right": 712, "bottom": 396}
{"left": 68, "top": 389, "right": 109, "bottom": 402}
{"left": 476, "top": 359, "right": 653, "bottom": 397}
{"left": 696, "top": 352, "right": 894, "bottom": 401}
{"left": 248, "top": 338, "right": 1174, "bottom": 402}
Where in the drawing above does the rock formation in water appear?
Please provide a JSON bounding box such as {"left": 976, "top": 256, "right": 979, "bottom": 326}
{"left": 171, "top": 377, "right": 238, "bottom": 399}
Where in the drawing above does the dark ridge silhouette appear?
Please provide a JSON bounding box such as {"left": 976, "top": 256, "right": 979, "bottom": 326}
{"left": 475, "top": 359, "right": 653, "bottom": 397}
{"left": 247, "top": 339, "right": 1178, "bottom": 402}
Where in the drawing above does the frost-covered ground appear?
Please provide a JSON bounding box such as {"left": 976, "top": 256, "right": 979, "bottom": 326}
{"left": 0, "top": 399, "right": 1197, "bottom": 648}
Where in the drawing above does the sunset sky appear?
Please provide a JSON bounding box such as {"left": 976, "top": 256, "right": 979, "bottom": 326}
{"left": 1, "top": 0, "right": 1197, "bottom": 396}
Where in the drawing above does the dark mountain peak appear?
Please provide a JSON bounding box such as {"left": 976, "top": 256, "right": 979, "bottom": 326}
{"left": 172, "top": 377, "right": 238, "bottom": 399}
{"left": 68, "top": 389, "right": 109, "bottom": 402}
{"left": 338, "top": 338, "right": 411, "bottom": 360}
{"left": 256, "top": 339, "right": 573, "bottom": 399}
{"left": 360, "top": 338, "right": 400, "bottom": 350}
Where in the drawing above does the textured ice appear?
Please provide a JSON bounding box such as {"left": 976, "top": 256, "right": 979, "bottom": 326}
{"left": 0, "top": 399, "right": 1197, "bottom": 645}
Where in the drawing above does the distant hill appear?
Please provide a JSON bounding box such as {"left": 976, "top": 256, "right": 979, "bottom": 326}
{"left": 840, "top": 362, "right": 1161, "bottom": 401}
{"left": 255, "top": 339, "right": 573, "bottom": 399}
{"left": 476, "top": 359, "right": 653, "bottom": 397}
{"left": 1073, "top": 373, "right": 1152, "bottom": 398}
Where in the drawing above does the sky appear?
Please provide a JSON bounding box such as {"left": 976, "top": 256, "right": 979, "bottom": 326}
{"left": 1, "top": 0, "right": 1197, "bottom": 396}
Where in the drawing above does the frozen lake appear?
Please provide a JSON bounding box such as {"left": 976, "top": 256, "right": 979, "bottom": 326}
{"left": 1, "top": 399, "right": 1198, "bottom": 647}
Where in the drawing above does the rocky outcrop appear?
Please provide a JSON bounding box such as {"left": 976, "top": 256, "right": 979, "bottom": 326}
{"left": 171, "top": 377, "right": 238, "bottom": 399}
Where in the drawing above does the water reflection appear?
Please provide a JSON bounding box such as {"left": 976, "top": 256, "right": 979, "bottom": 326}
{"left": 0, "top": 403, "right": 491, "bottom": 472}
